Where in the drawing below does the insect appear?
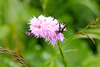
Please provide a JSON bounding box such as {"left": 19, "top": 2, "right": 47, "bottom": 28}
{"left": 58, "top": 21, "right": 70, "bottom": 33}
{"left": 25, "top": 30, "right": 35, "bottom": 37}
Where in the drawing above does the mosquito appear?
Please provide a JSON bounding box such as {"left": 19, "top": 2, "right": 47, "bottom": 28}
{"left": 25, "top": 30, "right": 35, "bottom": 37}
{"left": 58, "top": 21, "right": 70, "bottom": 33}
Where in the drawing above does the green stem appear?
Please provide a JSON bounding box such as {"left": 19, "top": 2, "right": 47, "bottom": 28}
{"left": 62, "top": 23, "right": 90, "bottom": 49}
{"left": 57, "top": 41, "right": 67, "bottom": 67}
{"left": 79, "top": 25, "right": 89, "bottom": 32}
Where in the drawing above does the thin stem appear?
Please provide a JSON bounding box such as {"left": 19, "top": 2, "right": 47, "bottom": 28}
{"left": 57, "top": 41, "right": 67, "bottom": 67}
{"left": 62, "top": 22, "right": 92, "bottom": 49}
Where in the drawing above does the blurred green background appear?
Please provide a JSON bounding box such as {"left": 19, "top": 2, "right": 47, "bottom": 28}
{"left": 0, "top": 0, "right": 100, "bottom": 67}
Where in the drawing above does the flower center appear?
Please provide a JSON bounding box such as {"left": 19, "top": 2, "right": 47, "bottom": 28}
{"left": 38, "top": 25, "right": 41, "bottom": 28}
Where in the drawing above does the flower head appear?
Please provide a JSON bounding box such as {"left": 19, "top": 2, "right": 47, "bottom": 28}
{"left": 29, "top": 15, "right": 66, "bottom": 46}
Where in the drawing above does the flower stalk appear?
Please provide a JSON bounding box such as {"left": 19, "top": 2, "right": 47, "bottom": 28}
{"left": 57, "top": 41, "right": 67, "bottom": 67}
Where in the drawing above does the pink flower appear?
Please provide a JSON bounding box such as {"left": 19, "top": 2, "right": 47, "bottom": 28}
{"left": 29, "top": 15, "right": 66, "bottom": 46}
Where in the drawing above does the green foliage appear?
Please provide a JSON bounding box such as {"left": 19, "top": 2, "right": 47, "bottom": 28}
{"left": 0, "top": 0, "right": 100, "bottom": 67}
